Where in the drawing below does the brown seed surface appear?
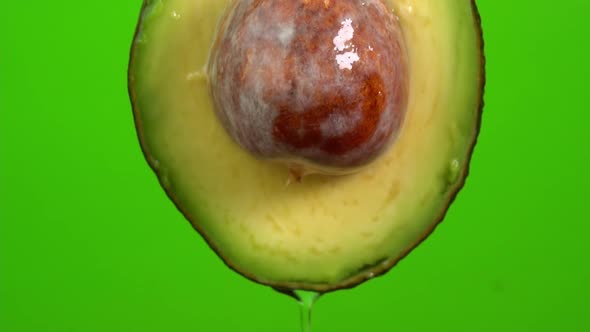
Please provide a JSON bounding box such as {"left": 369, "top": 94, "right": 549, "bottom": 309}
{"left": 208, "top": 0, "right": 408, "bottom": 171}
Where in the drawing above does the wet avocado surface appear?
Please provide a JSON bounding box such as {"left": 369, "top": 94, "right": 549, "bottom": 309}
{"left": 129, "top": 0, "right": 484, "bottom": 292}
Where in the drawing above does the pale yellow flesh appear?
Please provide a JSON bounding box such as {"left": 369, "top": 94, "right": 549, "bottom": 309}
{"left": 130, "top": 0, "right": 482, "bottom": 288}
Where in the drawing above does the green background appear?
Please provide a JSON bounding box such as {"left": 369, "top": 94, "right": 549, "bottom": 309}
{"left": 1, "top": 0, "right": 588, "bottom": 331}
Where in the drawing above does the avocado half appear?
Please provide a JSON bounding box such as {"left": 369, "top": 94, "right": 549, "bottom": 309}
{"left": 128, "top": 0, "right": 485, "bottom": 292}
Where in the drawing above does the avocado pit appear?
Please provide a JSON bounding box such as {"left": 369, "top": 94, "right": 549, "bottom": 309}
{"left": 208, "top": 0, "right": 409, "bottom": 176}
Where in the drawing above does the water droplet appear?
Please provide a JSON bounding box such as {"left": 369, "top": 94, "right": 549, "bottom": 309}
{"left": 295, "top": 290, "right": 321, "bottom": 332}
{"left": 150, "top": 157, "right": 161, "bottom": 170}
{"left": 159, "top": 168, "right": 171, "bottom": 190}
{"left": 448, "top": 158, "right": 461, "bottom": 184}
{"left": 273, "top": 289, "right": 322, "bottom": 332}
{"left": 186, "top": 70, "right": 207, "bottom": 81}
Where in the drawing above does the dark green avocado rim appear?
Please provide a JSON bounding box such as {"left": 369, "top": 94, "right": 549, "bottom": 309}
{"left": 127, "top": 0, "right": 486, "bottom": 294}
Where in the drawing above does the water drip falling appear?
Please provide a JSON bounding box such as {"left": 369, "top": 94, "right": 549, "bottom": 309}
{"left": 274, "top": 288, "right": 322, "bottom": 332}
{"left": 295, "top": 290, "right": 320, "bottom": 332}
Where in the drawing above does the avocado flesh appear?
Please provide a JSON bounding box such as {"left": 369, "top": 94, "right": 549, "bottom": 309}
{"left": 129, "top": 0, "right": 484, "bottom": 291}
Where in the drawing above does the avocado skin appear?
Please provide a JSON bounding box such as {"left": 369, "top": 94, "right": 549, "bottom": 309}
{"left": 128, "top": 0, "right": 486, "bottom": 292}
